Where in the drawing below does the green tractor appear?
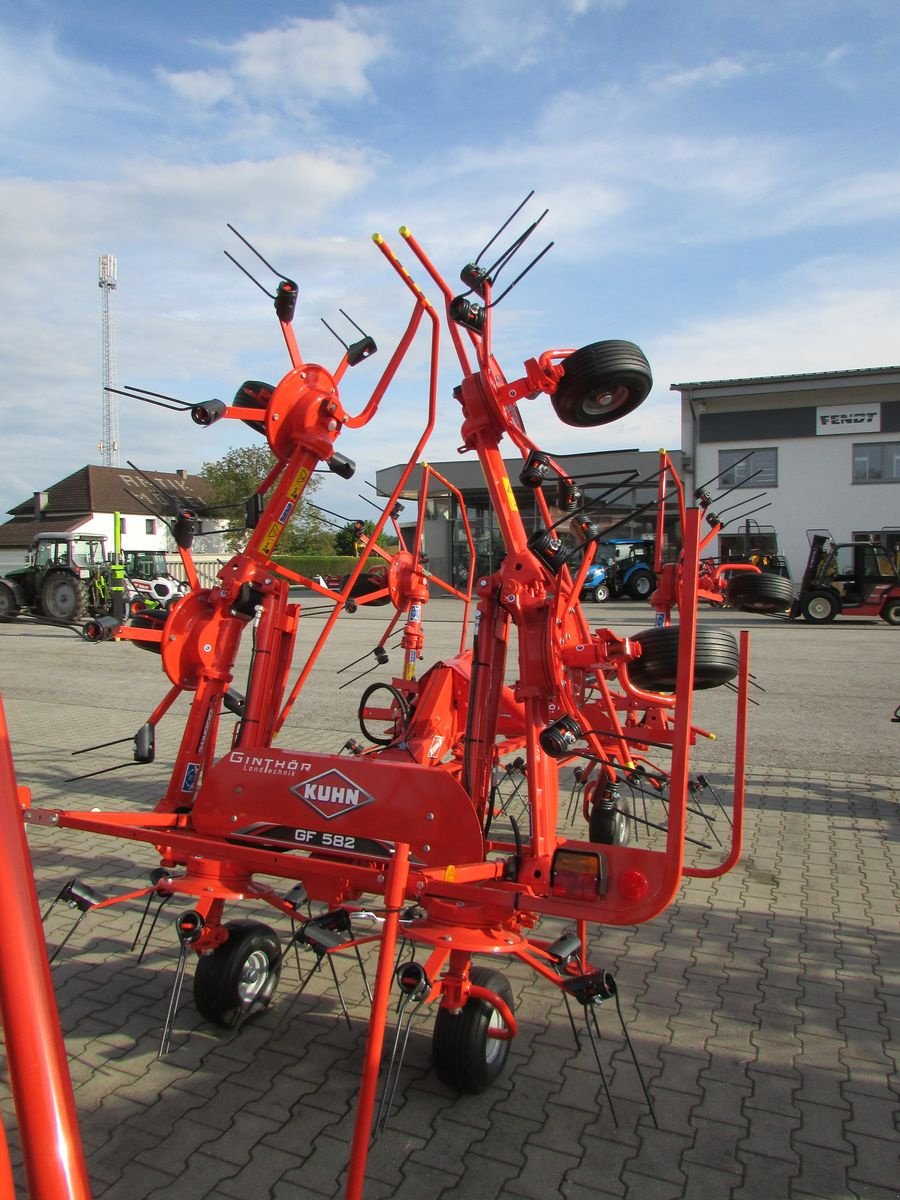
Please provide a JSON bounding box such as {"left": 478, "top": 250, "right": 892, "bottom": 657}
{"left": 0, "top": 532, "right": 113, "bottom": 623}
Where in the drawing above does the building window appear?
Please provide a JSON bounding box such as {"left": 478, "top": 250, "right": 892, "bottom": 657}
{"left": 852, "top": 442, "right": 900, "bottom": 483}
{"left": 145, "top": 518, "right": 157, "bottom": 535}
{"left": 718, "top": 448, "right": 777, "bottom": 488}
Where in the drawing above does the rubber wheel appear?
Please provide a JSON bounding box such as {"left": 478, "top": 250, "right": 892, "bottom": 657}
{"left": 40, "top": 575, "right": 89, "bottom": 622}
{"left": 432, "top": 966, "right": 514, "bottom": 1094}
{"left": 880, "top": 598, "right": 900, "bottom": 626}
{"left": 128, "top": 612, "right": 165, "bottom": 654}
{"left": 585, "top": 584, "right": 610, "bottom": 603}
{"left": 726, "top": 573, "right": 795, "bottom": 614}
{"left": 194, "top": 920, "right": 282, "bottom": 1028}
{"left": 0, "top": 583, "right": 19, "bottom": 621}
{"left": 552, "top": 340, "right": 652, "bottom": 428}
{"left": 629, "top": 626, "right": 740, "bottom": 691}
{"left": 589, "top": 793, "right": 632, "bottom": 845}
{"left": 627, "top": 570, "right": 655, "bottom": 600}
{"left": 801, "top": 590, "right": 839, "bottom": 624}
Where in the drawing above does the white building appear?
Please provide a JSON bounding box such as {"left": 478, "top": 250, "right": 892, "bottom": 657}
{"left": 673, "top": 366, "right": 900, "bottom": 580}
{"left": 0, "top": 465, "right": 213, "bottom": 574}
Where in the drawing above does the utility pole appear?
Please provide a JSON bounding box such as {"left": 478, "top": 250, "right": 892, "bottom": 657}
{"left": 98, "top": 254, "right": 120, "bottom": 466}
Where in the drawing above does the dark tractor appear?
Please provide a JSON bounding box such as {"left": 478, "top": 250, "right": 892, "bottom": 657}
{"left": 0, "top": 533, "right": 112, "bottom": 623}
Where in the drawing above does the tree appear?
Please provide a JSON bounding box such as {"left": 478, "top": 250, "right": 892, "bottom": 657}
{"left": 333, "top": 519, "right": 370, "bottom": 556}
{"left": 199, "top": 445, "right": 328, "bottom": 553}
{"left": 332, "top": 519, "right": 398, "bottom": 556}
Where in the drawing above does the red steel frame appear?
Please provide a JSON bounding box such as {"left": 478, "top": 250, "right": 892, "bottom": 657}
{"left": 5, "top": 221, "right": 751, "bottom": 1198}
{"left": 0, "top": 698, "right": 92, "bottom": 1200}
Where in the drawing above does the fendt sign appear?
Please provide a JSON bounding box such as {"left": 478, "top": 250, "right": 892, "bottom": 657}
{"left": 816, "top": 402, "right": 881, "bottom": 435}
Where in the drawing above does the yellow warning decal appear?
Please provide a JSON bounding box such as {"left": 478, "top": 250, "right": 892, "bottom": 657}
{"left": 287, "top": 466, "right": 310, "bottom": 501}
{"left": 260, "top": 523, "right": 281, "bottom": 555}
{"left": 502, "top": 477, "right": 519, "bottom": 513}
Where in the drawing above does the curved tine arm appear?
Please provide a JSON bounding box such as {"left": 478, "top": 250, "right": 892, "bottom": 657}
{"left": 342, "top": 300, "right": 425, "bottom": 429}
{"left": 398, "top": 226, "right": 476, "bottom": 376}
{"left": 275, "top": 253, "right": 442, "bottom": 735}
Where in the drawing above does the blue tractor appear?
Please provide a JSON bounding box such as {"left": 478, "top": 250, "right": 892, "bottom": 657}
{"left": 579, "top": 559, "right": 611, "bottom": 603}
{"left": 598, "top": 538, "right": 656, "bottom": 601}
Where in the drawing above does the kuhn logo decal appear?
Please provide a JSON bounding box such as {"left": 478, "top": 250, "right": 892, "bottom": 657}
{"left": 291, "top": 768, "right": 375, "bottom": 821}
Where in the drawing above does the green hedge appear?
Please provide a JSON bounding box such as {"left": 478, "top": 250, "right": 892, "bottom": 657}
{"left": 272, "top": 554, "right": 359, "bottom": 581}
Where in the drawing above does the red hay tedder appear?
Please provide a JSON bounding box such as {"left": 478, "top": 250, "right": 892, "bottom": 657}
{"left": 1, "top": 201, "right": 753, "bottom": 1198}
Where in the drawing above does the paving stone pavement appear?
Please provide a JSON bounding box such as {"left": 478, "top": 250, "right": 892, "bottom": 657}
{"left": 0, "top": 601, "right": 897, "bottom": 1200}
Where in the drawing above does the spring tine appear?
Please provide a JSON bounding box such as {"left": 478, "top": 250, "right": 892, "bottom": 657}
{"left": 609, "top": 976, "right": 657, "bottom": 1128}
{"left": 326, "top": 952, "right": 353, "bottom": 1032}
{"left": 47, "top": 912, "right": 89, "bottom": 965}
{"left": 158, "top": 944, "right": 190, "bottom": 1058}
{"left": 565, "top": 775, "right": 584, "bottom": 825}
{"left": 374, "top": 993, "right": 423, "bottom": 1138}
{"left": 561, "top": 991, "right": 581, "bottom": 1050}
{"left": 686, "top": 785, "right": 722, "bottom": 847}
{"left": 355, "top": 944, "right": 373, "bottom": 1004}
{"left": 133, "top": 892, "right": 173, "bottom": 960}
{"left": 698, "top": 775, "right": 733, "bottom": 828}
{"left": 582, "top": 1004, "right": 618, "bottom": 1128}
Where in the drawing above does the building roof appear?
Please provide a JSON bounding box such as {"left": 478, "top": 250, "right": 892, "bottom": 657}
{"left": 671, "top": 365, "right": 900, "bottom": 392}
{"left": 0, "top": 465, "right": 211, "bottom": 549}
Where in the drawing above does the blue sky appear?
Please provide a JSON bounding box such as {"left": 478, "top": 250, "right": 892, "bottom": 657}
{"left": 2, "top": 0, "right": 899, "bottom": 528}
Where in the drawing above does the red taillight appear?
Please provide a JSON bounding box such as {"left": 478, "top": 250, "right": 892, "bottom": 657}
{"left": 619, "top": 870, "right": 648, "bottom": 901}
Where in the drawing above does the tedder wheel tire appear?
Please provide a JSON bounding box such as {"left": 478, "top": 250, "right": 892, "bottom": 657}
{"left": 627, "top": 570, "right": 655, "bottom": 601}
{"left": 880, "top": 598, "right": 900, "bottom": 626}
{"left": 726, "top": 573, "right": 795, "bottom": 614}
{"left": 40, "top": 575, "right": 89, "bottom": 623}
{"left": 552, "top": 340, "right": 652, "bottom": 428}
{"left": 629, "top": 626, "right": 740, "bottom": 691}
{"left": 589, "top": 792, "right": 632, "bottom": 846}
{"left": 800, "top": 590, "right": 839, "bottom": 624}
{"left": 0, "top": 583, "right": 19, "bottom": 621}
{"left": 194, "top": 920, "right": 282, "bottom": 1028}
{"left": 432, "top": 965, "right": 514, "bottom": 1094}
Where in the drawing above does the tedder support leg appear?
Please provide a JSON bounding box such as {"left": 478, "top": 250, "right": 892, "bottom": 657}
{"left": 345, "top": 843, "right": 411, "bottom": 1200}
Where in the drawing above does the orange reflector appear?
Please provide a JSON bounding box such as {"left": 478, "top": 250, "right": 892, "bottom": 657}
{"left": 550, "top": 848, "right": 607, "bottom": 901}
{"left": 619, "top": 869, "right": 648, "bottom": 901}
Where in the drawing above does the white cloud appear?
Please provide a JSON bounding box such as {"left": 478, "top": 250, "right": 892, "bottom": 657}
{"left": 159, "top": 13, "right": 389, "bottom": 114}
{"left": 163, "top": 68, "right": 234, "bottom": 108}
{"left": 656, "top": 258, "right": 900, "bottom": 386}
{"left": 653, "top": 56, "right": 751, "bottom": 92}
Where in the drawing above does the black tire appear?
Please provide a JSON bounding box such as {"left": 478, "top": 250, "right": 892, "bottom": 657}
{"left": 800, "top": 590, "right": 839, "bottom": 624}
{"left": 627, "top": 569, "right": 655, "bottom": 601}
{"left": 194, "top": 920, "right": 282, "bottom": 1028}
{"left": 726, "top": 573, "right": 795, "bottom": 614}
{"left": 552, "top": 340, "right": 652, "bottom": 428}
{"left": 432, "top": 965, "right": 514, "bottom": 1094}
{"left": 0, "top": 583, "right": 19, "bottom": 621}
{"left": 128, "top": 612, "right": 165, "bottom": 654}
{"left": 585, "top": 584, "right": 610, "bottom": 603}
{"left": 40, "top": 574, "right": 89, "bottom": 622}
{"left": 880, "top": 598, "right": 900, "bottom": 626}
{"left": 589, "top": 792, "right": 632, "bottom": 845}
{"left": 629, "top": 626, "right": 740, "bottom": 691}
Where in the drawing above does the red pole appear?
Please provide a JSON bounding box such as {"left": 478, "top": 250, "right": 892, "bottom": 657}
{"left": 345, "top": 843, "right": 410, "bottom": 1200}
{"left": 0, "top": 696, "right": 92, "bottom": 1200}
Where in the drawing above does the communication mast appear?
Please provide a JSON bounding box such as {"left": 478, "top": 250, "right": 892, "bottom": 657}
{"left": 98, "top": 254, "right": 120, "bottom": 466}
